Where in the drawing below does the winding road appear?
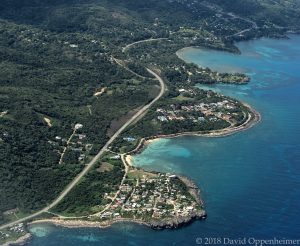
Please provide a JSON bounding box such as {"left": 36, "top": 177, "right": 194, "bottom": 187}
{"left": 122, "top": 38, "right": 168, "bottom": 52}
{"left": 0, "top": 68, "right": 166, "bottom": 231}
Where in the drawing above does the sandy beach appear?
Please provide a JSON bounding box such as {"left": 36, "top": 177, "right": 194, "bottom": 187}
{"left": 125, "top": 155, "right": 134, "bottom": 167}
{"left": 176, "top": 46, "right": 204, "bottom": 56}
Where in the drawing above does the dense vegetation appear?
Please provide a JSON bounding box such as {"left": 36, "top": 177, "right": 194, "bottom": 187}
{"left": 52, "top": 155, "right": 124, "bottom": 216}
{"left": 0, "top": 16, "right": 155, "bottom": 224}
{"left": 209, "top": 0, "right": 300, "bottom": 27}
{"left": 0, "top": 0, "right": 299, "bottom": 225}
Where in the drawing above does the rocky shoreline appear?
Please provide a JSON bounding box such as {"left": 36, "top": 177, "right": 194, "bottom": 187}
{"left": 2, "top": 233, "right": 32, "bottom": 246}
{"left": 178, "top": 176, "right": 204, "bottom": 206}
{"left": 25, "top": 173, "right": 207, "bottom": 233}
{"left": 149, "top": 210, "right": 207, "bottom": 230}
{"left": 27, "top": 173, "right": 207, "bottom": 231}
{"left": 28, "top": 210, "right": 207, "bottom": 231}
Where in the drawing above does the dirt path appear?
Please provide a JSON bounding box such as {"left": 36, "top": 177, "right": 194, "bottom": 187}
{"left": 58, "top": 128, "right": 76, "bottom": 165}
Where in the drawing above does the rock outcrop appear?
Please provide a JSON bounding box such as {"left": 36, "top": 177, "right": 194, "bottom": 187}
{"left": 149, "top": 211, "right": 207, "bottom": 230}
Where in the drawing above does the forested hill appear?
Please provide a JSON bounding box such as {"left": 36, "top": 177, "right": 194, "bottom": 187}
{"left": 207, "top": 0, "right": 300, "bottom": 27}
{"left": 0, "top": 0, "right": 299, "bottom": 225}
{"left": 0, "top": 0, "right": 299, "bottom": 32}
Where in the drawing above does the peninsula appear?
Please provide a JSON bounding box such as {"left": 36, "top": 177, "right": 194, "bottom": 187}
{"left": 21, "top": 84, "right": 260, "bottom": 237}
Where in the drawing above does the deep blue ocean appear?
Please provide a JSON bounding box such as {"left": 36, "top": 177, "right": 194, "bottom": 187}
{"left": 26, "top": 35, "right": 300, "bottom": 245}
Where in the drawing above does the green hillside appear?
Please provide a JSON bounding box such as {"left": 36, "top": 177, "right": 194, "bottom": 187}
{"left": 0, "top": 0, "right": 298, "bottom": 225}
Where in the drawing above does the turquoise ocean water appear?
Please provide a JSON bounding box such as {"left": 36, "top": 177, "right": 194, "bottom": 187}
{"left": 26, "top": 36, "right": 300, "bottom": 245}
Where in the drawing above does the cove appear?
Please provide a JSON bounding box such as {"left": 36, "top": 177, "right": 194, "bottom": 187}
{"left": 26, "top": 35, "right": 300, "bottom": 245}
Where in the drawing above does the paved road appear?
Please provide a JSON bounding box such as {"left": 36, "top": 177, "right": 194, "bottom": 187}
{"left": 0, "top": 68, "right": 166, "bottom": 231}
{"left": 112, "top": 57, "right": 149, "bottom": 79}
{"left": 122, "top": 38, "right": 168, "bottom": 52}
{"left": 58, "top": 128, "right": 76, "bottom": 165}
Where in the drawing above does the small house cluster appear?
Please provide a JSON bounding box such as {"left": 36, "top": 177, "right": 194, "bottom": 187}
{"left": 0, "top": 223, "right": 25, "bottom": 242}
{"left": 100, "top": 173, "right": 201, "bottom": 221}
{"left": 49, "top": 124, "right": 93, "bottom": 164}
{"left": 156, "top": 98, "right": 241, "bottom": 125}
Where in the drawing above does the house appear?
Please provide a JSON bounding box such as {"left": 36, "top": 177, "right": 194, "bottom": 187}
{"left": 3, "top": 208, "right": 19, "bottom": 215}
{"left": 198, "top": 117, "right": 205, "bottom": 122}
{"left": 156, "top": 108, "right": 165, "bottom": 113}
{"left": 78, "top": 134, "right": 86, "bottom": 140}
{"left": 123, "top": 137, "right": 136, "bottom": 142}
{"left": 78, "top": 154, "right": 85, "bottom": 162}
{"left": 110, "top": 155, "right": 121, "bottom": 160}
{"left": 101, "top": 212, "right": 112, "bottom": 218}
{"left": 75, "top": 123, "right": 83, "bottom": 130}
{"left": 113, "top": 213, "right": 120, "bottom": 217}
{"left": 157, "top": 116, "right": 168, "bottom": 122}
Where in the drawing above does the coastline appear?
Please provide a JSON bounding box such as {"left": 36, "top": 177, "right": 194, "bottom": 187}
{"left": 2, "top": 233, "right": 31, "bottom": 246}
{"left": 175, "top": 45, "right": 241, "bottom": 61}
{"left": 6, "top": 95, "right": 260, "bottom": 246}
{"left": 176, "top": 46, "right": 203, "bottom": 57}
{"left": 28, "top": 210, "right": 206, "bottom": 231}
{"left": 176, "top": 47, "right": 207, "bottom": 68}
{"left": 176, "top": 45, "right": 241, "bottom": 58}
{"left": 126, "top": 102, "right": 261, "bottom": 164}
{"left": 28, "top": 218, "right": 150, "bottom": 229}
